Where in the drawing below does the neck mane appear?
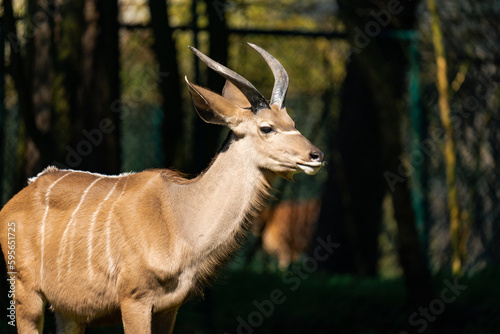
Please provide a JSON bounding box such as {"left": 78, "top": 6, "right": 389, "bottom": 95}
{"left": 167, "top": 132, "right": 276, "bottom": 281}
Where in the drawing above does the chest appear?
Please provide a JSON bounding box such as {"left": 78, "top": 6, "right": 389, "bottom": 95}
{"left": 151, "top": 267, "right": 199, "bottom": 312}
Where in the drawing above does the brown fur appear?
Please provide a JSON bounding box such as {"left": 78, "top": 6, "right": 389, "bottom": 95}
{"left": 0, "top": 47, "right": 323, "bottom": 334}
{"left": 257, "top": 200, "right": 321, "bottom": 268}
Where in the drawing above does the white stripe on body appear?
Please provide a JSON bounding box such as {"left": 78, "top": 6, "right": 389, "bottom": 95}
{"left": 104, "top": 178, "right": 128, "bottom": 276}
{"left": 58, "top": 177, "right": 102, "bottom": 281}
{"left": 40, "top": 172, "right": 73, "bottom": 287}
{"left": 87, "top": 179, "right": 119, "bottom": 278}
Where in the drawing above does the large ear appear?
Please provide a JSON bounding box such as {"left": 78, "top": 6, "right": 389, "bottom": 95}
{"left": 222, "top": 80, "right": 251, "bottom": 109}
{"left": 185, "top": 76, "right": 244, "bottom": 126}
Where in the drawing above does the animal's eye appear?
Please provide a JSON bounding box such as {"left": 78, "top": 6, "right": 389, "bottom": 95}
{"left": 259, "top": 126, "right": 274, "bottom": 134}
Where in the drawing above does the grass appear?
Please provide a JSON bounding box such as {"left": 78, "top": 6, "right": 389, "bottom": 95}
{"left": 172, "top": 268, "right": 498, "bottom": 334}
{"left": 1, "top": 267, "right": 499, "bottom": 333}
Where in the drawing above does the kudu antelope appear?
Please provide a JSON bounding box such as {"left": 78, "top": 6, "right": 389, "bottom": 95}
{"left": 256, "top": 200, "right": 321, "bottom": 268}
{"left": 0, "top": 43, "right": 324, "bottom": 333}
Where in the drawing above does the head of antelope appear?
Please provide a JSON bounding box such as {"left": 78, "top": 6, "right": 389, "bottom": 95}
{"left": 185, "top": 43, "right": 324, "bottom": 180}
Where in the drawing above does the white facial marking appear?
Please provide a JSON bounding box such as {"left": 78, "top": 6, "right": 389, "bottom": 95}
{"left": 297, "top": 162, "right": 323, "bottom": 175}
{"left": 279, "top": 129, "right": 300, "bottom": 135}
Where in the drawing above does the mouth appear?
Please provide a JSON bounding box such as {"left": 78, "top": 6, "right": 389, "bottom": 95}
{"left": 296, "top": 161, "right": 325, "bottom": 175}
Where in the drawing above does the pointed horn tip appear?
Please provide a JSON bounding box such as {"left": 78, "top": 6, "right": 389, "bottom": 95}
{"left": 184, "top": 77, "right": 202, "bottom": 92}
{"left": 188, "top": 45, "right": 202, "bottom": 55}
{"left": 246, "top": 42, "right": 262, "bottom": 52}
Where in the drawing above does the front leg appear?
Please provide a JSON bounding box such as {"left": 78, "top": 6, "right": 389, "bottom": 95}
{"left": 152, "top": 308, "right": 178, "bottom": 334}
{"left": 121, "top": 298, "right": 152, "bottom": 334}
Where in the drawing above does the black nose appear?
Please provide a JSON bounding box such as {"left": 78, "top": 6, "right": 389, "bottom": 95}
{"left": 310, "top": 150, "right": 324, "bottom": 162}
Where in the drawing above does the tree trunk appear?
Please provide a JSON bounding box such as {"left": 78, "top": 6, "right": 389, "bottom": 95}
{"left": 315, "top": 57, "right": 384, "bottom": 275}
{"left": 4, "top": 0, "right": 36, "bottom": 188}
{"left": 191, "top": 0, "right": 229, "bottom": 172}
{"left": 315, "top": 0, "right": 434, "bottom": 305}
{"left": 0, "top": 11, "right": 5, "bottom": 201}
{"left": 149, "top": 0, "right": 184, "bottom": 169}
{"left": 426, "top": 0, "right": 464, "bottom": 276}
{"left": 4, "top": 0, "right": 64, "bottom": 186}
{"left": 25, "top": 0, "right": 60, "bottom": 176}
{"left": 71, "top": 0, "right": 121, "bottom": 174}
{"left": 52, "top": 0, "right": 85, "bottom": 169}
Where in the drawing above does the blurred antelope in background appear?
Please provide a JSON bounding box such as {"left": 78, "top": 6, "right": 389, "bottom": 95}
{"left": 0, "top": 43, "right": 324, "bottom": 333}
{"left": 256, "top": 199, "right": 321, "bottom": 269}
